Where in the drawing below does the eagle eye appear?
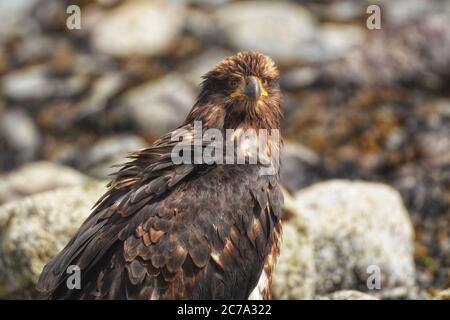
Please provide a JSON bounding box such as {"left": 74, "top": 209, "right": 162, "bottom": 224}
{"left": 261, "top": 78, "right": 271, "bottom": 87}
{"left": 227, "top": 78, "right": 239, "bottom": 89}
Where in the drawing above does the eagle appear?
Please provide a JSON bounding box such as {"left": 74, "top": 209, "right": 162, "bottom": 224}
{"left": 37, "top": 52, "right": 284, "bottom": 300}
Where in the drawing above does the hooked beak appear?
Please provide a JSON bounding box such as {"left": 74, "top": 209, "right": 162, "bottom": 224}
{"left": 231, "top": 76, "right": 268, "bottom": 99}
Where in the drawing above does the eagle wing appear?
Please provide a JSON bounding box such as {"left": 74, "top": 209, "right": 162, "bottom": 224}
{"left": 37, "top": 125, "right": 283, "bottom": 299}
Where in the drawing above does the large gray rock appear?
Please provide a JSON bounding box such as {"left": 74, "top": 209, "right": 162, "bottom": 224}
{"left": 91, "top": 0, "right": 186, "bottom": 57}
{"left": 0, "top": 181, "right": 106, "bottom": 298}
{"left": 214, "top": 1, "right": 318, "bottom": 64}
{"left": 294, "top": 180, "right": 416, "bottom": 297}
{"left": 272, "top": 191, "right": 315, "bottom": 300}
{"left": 0, "top": 162, "right": 90, "bottom": 205}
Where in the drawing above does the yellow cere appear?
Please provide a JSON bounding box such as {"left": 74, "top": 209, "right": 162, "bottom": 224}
{"left": 230, "top": 78, "right": 268, "bottom": 98}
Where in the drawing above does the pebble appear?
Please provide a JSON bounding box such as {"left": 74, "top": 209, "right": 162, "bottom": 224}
{"left": 214, "top": 1, "right": 318, "bottom": 64}
{"left": 91, "top": 0, "right": 186, "bottom": 57}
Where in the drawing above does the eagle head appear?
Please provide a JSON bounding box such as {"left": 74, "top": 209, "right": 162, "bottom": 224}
{"left": 186, "top": 52, "right": 281, "bottom": 130}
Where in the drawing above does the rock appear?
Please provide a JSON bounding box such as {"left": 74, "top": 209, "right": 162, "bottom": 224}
{"left": 33, "top": 0, "right": 70, "bottom": 31}
{"left": 185, "top": 9, "right": 222, "bottom": 44}
{"left": 52, "top": 135, "right": 148, "bottom": 179}
{"left": 294, "top": 180, "right": 416, "bottom": 297}
{"left": 316, "top": 290, "right": 379, "bottom": 300}
{"left": 315, "top": 24, "right": 365, "bottom": 61}
{"left": 284, "top": 23, "right": 365, "bottom": 63}
{"left": 88, "top": 73, "right": 126, "bottom": 107}
{"left": 14, "top": 35, "right": 55, "bottom": 64}
{"left": 72, "top": 52, "right": 116, "bottom": 76}
{"left": 437, "top": 288, "right": 450, "bottom": 300}
{"left": 320, "top": 13, "right": 450, "bottom": 89}
{"left": 121, "top": 74, "right": 196, "bottom": 136}
{"left": 0, "top": 109, "right": 40, "bottom": 162}
{"left": 380, "top": 0, "right": 450, "bottom": 25}
{"left": 272, "top": 191, "right": 315, "bottom": 299}
{"left": 0, "top": 181, "right": 106, "bottom": 298}
{"left": 73, "top": 73, "right": 127, "bottom": 126}
{"left": 80, "top": 135, "right": 147, "bottom": 179}
{"left": 214, "top": 1, "right": 318, "bottom": 64}
{"left": 91, "top": 0, "right": 186, "bottom": 57}
{"left": 280, "top": 67, "right": 320, "bottom": 90}
{"left": 2, "top": 66, "right": 52, "bottom": 100}
{"left": 0, "top": 162, "right": 90, "bottom": 205}
{"left": 181, "top": 48, "right": 232, "bottom": 87}
{"left": 2, "top": 65, "right": 88, "bottom": 101}
{"left": 0, "top": 0, "right": 38, "bottom": 43}
{"left": 318, "top": 1, "right": 366, "bottom": 22}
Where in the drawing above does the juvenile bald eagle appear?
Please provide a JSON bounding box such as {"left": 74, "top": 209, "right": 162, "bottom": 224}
{"left": 37, "top": 52, "right": 284, "bottom": 300}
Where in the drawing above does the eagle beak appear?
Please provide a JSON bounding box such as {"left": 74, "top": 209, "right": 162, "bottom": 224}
{"left": 231, "top": 76, "right": 268, "bottom": 99}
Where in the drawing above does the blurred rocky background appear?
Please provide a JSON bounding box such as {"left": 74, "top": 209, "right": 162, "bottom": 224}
{"left": 0, "top": 0, "right": 449, "bottom": 300}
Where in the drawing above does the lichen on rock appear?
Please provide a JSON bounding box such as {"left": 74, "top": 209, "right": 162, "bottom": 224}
{"left": 0, "top": 181, "right": 107, "bottom": 298}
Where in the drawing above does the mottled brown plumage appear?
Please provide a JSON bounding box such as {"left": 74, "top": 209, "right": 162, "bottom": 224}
{"left": 37, "top": 52, "right": 284, "bottom": 300}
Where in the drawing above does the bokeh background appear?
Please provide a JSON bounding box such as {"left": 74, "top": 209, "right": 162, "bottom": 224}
{"left": 0, "top": 0, "right": 449, "bottom": 299}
